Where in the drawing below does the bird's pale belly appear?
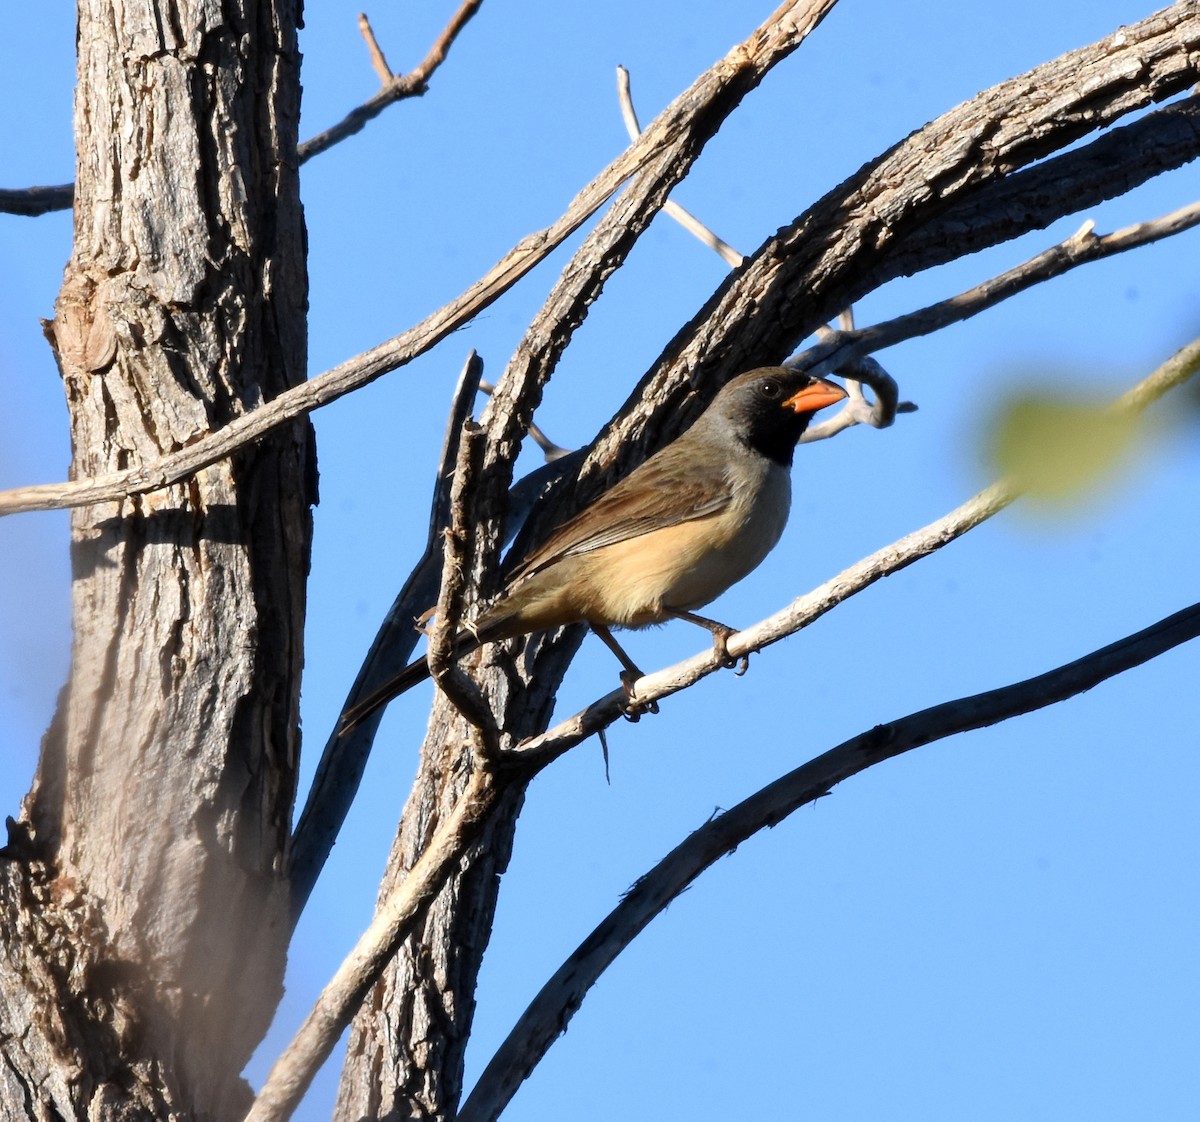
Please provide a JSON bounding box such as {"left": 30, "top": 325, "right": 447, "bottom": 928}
{"left": 580, "top": 516, "right": 771, "bottom": 624}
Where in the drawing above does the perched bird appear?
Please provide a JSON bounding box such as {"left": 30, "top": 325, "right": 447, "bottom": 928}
{"left": 341, "top": 367, "right": 846, "bottom": 730}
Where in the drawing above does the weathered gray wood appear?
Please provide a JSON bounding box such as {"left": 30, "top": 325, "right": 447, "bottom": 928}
{"left": 0, "top": 0, "right": 311, "bottom": 1117}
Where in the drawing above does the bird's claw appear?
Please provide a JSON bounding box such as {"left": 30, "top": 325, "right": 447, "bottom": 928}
{"left": 620, "top": 671, "right": 659, "bottom": 720}
{"left": 710, "top": 627, "right": 746, "bottom": 674}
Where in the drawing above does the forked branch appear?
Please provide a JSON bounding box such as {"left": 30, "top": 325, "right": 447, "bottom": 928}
{"left": 300, "top": 0, "right": 487, "bottom": 162}
{"left": 0, "top": 1, "right": 487, "bottom": 216}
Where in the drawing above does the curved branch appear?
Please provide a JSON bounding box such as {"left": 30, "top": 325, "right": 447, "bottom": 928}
{"left": 883, "top": 91, "right": 1200, "bottom": 282}
{"left": 792, "top": 200, "right": 1200, "bottom": 386}
{"left": 459, "top": 600, "right": 1200, "bottom": 1122}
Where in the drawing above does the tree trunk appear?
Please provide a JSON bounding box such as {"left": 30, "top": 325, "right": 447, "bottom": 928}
{"left": 0, "top": 1, "right": 310, "bottom": 1118}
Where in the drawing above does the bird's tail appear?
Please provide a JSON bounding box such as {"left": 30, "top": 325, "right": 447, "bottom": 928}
{"left": 338, "top": 629, "right": 485, "bottom": 734}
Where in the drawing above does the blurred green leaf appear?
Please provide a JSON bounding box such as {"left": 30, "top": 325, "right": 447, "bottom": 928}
{"left": 984, "top": 392, "right": 1146, "bottom": 506}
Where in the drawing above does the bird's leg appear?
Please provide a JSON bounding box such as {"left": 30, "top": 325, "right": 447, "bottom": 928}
{"left": 666, "top": 609, "right": 749, "bottom": 675}
{"left": 590, "top": 624, "right": 659, "bottom": 717}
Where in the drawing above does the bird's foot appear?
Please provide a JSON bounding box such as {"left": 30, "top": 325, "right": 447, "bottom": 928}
{"left": 709, "top": 626, "right": 749, "bottom": 674}
{"left": 620, "top": 671, "right": 659, "bottom": 720}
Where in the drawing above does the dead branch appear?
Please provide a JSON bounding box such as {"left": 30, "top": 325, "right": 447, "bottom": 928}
{"left": 288, "top": 352, "right": 486, "bottom": 920}
{"left": 357, "top": 13, "right": 396, "bottom": 83}
{"left": 883, "top": 91, "right": 1200, "bottom": 283}
{"left": 300, "top": 0, "right": 486, "bottom": 162}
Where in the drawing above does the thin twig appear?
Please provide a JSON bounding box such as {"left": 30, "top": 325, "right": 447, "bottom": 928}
{"left": 408, "top": 0, "right": 485, "bottom": 86}
{"left": 459, "top": 600, "right": 1200, "bottom": 1122}
{"left": 298, "top": 0, "right": 486, "bottom": 163}
{"left": 795, "top": 199, "right": 1200, "bottom": 440}
{"left": 358, "top": 13, "right": 395, "bottom": 82}
{"left": 615, "top": 65, "right": 744, "bottom": 268}
{"left": 478, "top": 380, "right": 570, "bottom": 462}
{"left": 799, "top": 354, "right": 917, "bottom": 442}
{"left": 427, "top": 418, "right": 499, "bottom": 753}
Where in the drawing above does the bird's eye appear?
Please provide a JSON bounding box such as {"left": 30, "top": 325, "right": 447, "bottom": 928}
{"left": 759, "top": 379, "right": 781, "bottom": 398}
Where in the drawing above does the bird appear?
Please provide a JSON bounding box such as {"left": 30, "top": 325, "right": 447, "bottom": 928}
{"left": 340, "top": 367, "right": 846, "bottom": 730}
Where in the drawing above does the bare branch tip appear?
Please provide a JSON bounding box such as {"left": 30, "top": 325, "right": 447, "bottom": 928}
{"left": 357, "top": 12, "right": 395, "bottom": 84}
{"left": 1071, "top": 218, "right": 1097, "bottom": 244}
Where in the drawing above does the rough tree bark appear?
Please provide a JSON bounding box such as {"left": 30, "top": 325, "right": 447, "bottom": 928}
{"left": 0, "top": 0, "right": 311, "bottom": 1118}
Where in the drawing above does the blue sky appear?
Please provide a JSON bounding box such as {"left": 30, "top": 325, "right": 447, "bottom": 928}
{"left": 2, "top": 2, "right": 1197, "bottom": 1119}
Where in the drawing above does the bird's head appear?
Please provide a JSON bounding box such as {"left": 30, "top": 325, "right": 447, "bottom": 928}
{"left": 708, "top": 367, "right": 847, "bottom": 466}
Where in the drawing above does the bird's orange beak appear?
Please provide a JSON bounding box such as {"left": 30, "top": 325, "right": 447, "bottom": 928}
{"left": 783, "top": 377, "right": 847, "bottom": 415}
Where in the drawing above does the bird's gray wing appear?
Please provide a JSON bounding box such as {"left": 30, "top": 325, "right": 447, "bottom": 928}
{"left": 506, "top": 450, "right": 732, "bottom": 583}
